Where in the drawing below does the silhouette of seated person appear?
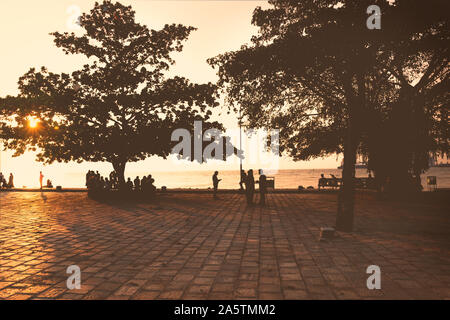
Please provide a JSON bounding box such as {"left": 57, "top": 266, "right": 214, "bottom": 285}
{"left": 141, "top": 176, "right": 147, "bottom": 190}
{"left": 0, "top": 172, "right": 5, "bottom": 189}
{"left": 46, "top": 179, "right": 53, "bottom": 188}
{"left": 134, "top": 176, "right": 141, "bottom": 191}
{"left": 147, "top": 175, "right": 156, "bottom": 193}
{"left": 318, "top": 173, "right": 326, "bottom": 190}
{"left": 139, "top": 175, "right": 155, "bottom": 198}
{"left": 86, "top": 170, "right": 106, "bottom": 193}
{"left": 101, "top": 177, "right": 107, "bottom": 189}
{"left": 86, "top": 170, "right": 97, "bottom": 189}
{"left": 329, "top": 174, "right": 339, "bottom": 187}
{"left": 104, "top": 178, "right": 112, "bottom": 191}
{"left": 109, "top": 171, "right": 117, "bottom": 189}
{"left": 7, "top": 173, "right": 14, "bottom": 188}
{"left": 126, "top": 177, "right": 133, "bottom": 191}
{"left": 85, "top": 170, "right": 91, "bottom": 187}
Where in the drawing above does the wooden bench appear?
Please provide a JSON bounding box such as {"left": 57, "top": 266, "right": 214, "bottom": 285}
{"left": 318, "top": 178, "right": 342, "bottom": 189}
{"left": 266, "top": 176, "right": 275, "bottom": 189}
{"left": 318, "top": 177, "right": 376, "bottom": 190}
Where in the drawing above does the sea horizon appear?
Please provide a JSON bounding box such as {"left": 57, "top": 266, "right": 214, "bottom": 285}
{"left": 10, "top": 167, "right": 450, "bottom": 190}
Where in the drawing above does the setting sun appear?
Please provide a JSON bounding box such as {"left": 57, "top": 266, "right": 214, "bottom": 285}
{"left": 27, "top": 116, "right": 40, "bottom": 128}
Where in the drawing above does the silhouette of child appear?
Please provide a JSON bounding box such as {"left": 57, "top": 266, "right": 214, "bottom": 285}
{"left": 212, "top": 171, "right": 221, "bottom": 199}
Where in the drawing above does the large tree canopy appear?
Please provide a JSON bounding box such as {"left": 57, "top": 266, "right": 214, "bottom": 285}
{"left": 209, "top": 0, "right": 449, "bottom": 231}
{"left": 362, "top": 0, "right": 449, "bottom": 190}
{"left": 0, "top": 1, "right": 226, "bottom": 183}
{"left": 210, "top": 0, "right": 392, "bottom": 231}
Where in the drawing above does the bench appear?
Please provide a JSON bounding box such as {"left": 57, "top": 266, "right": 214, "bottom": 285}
{"left": 318, "top": 178, "right": 342, "bottom": 189}
{"left": 318, "top": 177, "right": 376, "bottom": 190}
{"left": 266, "top": 176, "right": 275, "bottom": 189}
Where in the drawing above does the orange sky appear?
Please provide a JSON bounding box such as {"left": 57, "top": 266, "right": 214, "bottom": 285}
{"left": 0, "top": 0, "right": 341, "bottom": 188}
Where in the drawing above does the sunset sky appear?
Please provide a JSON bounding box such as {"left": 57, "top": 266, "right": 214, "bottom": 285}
{"left": 0, "top": 0, "right": 341, "bottom": 188}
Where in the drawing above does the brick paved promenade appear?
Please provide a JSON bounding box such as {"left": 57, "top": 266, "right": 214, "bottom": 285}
{"left": 0, "top": 192, "right": 449, "bottom": 300}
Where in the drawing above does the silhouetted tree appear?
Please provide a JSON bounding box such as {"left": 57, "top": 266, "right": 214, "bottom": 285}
{"left": 210, "top": 0, "right": 393, "bottom": 231}
{"left": 0, "top": 1, "right": 224, "bottom": 186}
{"left": 362, "top": 0, "right": 449, "bottom": 193}
{"left": 210, "top": 0, "right": 449, "bottom": 230}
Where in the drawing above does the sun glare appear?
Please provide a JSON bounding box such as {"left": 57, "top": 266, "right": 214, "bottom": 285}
{"left": 27, "top": 116, "right": 40, "bottom": 128}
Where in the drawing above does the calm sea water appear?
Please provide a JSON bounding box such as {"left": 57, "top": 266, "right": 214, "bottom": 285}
{"left": 59, "top": 167, "right": 450, "bottom": 190}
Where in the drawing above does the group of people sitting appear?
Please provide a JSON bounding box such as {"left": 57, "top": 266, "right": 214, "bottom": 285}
{"left": 318, "top": 173, "right": 341, "bottom": 190}
{"left": 86, "top": 170, "right": 156, "bottom": 198}
{"left": 125, "top": 175, "right": 156, "bottom": 193}
{"left": 86, "top": 170, "right": 115, "bottom": 191}
{"left": 318, "top": 172, "right": 376, "bottom": 190}
{"left": 0, "top": 172, "right": 14, "bottom": 189}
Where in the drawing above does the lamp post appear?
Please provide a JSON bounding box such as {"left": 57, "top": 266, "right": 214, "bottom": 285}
{"left": 239, "top": 105, "right": 242, "bottom": 174}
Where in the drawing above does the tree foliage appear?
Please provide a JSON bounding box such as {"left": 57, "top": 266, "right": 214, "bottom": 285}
{"left": 0, "top": 1, "right": 224, "bottom": 182}
{"left": 362, "top": 0, "right": 449, "bottom": 188}
{"left": 209, "top": 0, "right": 449, "bottom": 230}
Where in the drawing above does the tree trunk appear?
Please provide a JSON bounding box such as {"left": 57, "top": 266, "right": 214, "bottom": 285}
{"left": 336, "top": 74, "right": 359, "bottom": 232}
{"left": 112, "top": 160, "right": 126, "bottom": 189}
{"left": 384, "top": 86, "right": 419, "bottom": 197}
{"left": 336, "top": 135, "right": 357, "bottom": 232}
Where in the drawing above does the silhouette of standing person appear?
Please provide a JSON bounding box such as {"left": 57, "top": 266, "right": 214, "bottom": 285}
{"left": 257, "top": 169, "right": 267, "bottom": 206}
{"left": 245, "top": 169, "right": 255, "bottom": 204}
{"left": 39, "top": 171, "right": 44, "bottom": 189}
{"left": 147, "top": 175, "right": 156, "bottom": 196}
{"left": 8, "top": 173, "right": 14, "bottom": 188}
{"left": 239, "top": 169, "right": 246, "bottom": 191}
{"left": 212, "top": 171, "right": 221, "bottom": 199}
